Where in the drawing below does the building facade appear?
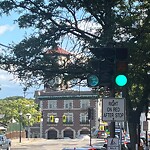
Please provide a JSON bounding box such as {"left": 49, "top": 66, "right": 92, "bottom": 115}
{"left": 31, "top": 89, "right": 100, "bottom": 139}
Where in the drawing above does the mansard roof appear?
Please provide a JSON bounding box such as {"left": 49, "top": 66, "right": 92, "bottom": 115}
{"left": 46, "top": 47, "right": 71, "bottom": 56}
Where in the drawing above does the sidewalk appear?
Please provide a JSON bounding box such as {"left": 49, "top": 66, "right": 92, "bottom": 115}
{"left": 11, "top": 138, "right": 46, "bottom": 146}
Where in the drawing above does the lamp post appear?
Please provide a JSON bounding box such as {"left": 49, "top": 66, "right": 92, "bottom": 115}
{"left": 19, "top": 112, "right": 22, "bottom": 143}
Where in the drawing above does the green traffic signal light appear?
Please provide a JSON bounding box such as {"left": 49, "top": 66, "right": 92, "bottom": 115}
{"left": 87, "top": 74, "right": 99, "bottom": 87}
{"left": 115, "top": 75, "right": 127, "bottom": 86}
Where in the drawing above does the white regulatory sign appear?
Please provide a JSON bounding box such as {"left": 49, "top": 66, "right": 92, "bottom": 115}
{"left": 107, "top": 138, "right": 119, "bottom": 150}
{"left": 102, "top": 98, "right": 125, "bottom": 121}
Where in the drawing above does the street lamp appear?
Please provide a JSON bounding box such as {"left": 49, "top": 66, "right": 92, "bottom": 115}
{"left": 19, "top": 112, "right": 22, "bottom": 143}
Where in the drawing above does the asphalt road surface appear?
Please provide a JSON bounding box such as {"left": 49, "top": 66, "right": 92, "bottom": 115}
{"left": 11, "top": 138, "right": 105, "bottom": 150}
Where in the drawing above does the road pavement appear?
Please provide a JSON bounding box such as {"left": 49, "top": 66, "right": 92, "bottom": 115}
{"left": 11, "top": 137, "right": 105, "bottom": 150}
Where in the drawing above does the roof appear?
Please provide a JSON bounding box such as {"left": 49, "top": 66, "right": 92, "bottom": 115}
{"left": 46, "top": 47, "right": 71, "bottom": 55}
{"left": 35, "top": 90, "right": 98, "bottom": 100}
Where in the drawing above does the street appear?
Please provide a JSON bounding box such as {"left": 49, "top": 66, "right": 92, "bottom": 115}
{"left": 11, "top": 138, "right": 105, "bottom": 150}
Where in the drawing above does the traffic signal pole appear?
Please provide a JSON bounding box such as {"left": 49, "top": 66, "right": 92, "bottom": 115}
{"left": 89, "top": 118, "right": 92, "bottom": 146}
{"left": 88, "top": 47, "right": 128, "bottom": 144}
{"left": 110, "top": 89, "right": 115, "bottom": 138}
{"left": 88, "top": 107, "right": 94, "bottom": 146}
{"left": 110, "top": 122, "right": 115, "bottom": 138}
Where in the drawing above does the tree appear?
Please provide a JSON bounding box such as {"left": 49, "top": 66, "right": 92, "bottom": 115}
{"left": 0, "top": 97, "right": 40, "bottom": 127}
{"left": 0, "top": 0, "right": 149, "bottom": 148}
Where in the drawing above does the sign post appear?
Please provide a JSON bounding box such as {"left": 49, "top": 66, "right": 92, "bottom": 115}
{"left": 102, "top": 98, "right": 126, "bottom": 150}
{"left": 143, "top": 121, "right": 148, "bottom": 131}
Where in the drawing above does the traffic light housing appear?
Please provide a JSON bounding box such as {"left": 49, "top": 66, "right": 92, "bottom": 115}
{"left": 88, "top": 107, "right": 94, "bottom": 120}
{"left": 37, "top": 116, "right": 41, "bottom": 122}
{"left": 88, "top": 48, "right": 115, "bottom": 88}
{"left": 115, "top": 48, "right": 128, "bottom": 87}
{"left": 62, "top": 115, "right": 66, "bottom": 123}
{"left": 87, "top": 74, "right": 99, "bottom": 87}
{"left": 99, "top": 126, "right": 104, "bottom": 131}
{"left": 50, "top": 115, "right": 54, "bottom": 123}
{"left": 87, "top": 60, "right": 114, "bottom": 87}
{"left": 88, "top": 48, "right": 128, "bottom": 88}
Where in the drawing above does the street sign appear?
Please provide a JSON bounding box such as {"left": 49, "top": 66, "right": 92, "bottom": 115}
{"left": 107, "top": 138, "right": 119, "bottom": 150}
{"left": 102, "top": 98, "right": 125, "bottom": 121}
{"left": 143, "top": 121, "right": 148, "bottom": 131}
{"left": 26, "top": 113, "right": 31, "bottom": 119}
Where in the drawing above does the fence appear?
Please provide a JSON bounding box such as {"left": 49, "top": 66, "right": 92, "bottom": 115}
{"left": 5, "top": 122, "right": 26, "bottom": 139}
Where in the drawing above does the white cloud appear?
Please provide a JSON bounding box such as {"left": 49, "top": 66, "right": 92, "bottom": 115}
{"left": 0, "top": 24, "right": 15, "bottom": 35}
{"left": 0, "top": 70, "right": 13, "bottom": 81}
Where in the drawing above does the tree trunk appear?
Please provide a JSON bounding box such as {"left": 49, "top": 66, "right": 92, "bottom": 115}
{"left": 128, "top": 111, "right": 141, "bottom": 150}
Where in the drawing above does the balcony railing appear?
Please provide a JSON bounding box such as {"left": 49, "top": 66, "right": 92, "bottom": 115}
{"left": 63, "top": 122, "right": 73, "bottom": 124}
{"left": 80, "top": 121, "right": 89, "bottom": 124}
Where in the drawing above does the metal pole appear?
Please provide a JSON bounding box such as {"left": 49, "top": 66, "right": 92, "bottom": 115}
{"left": 89, "top": 119, "right": 92, "bottom": 146}
{"left": 120, "top": 123, "right": 122, "bottom": 150}
{"left": 28, "top": 117, "right": 30, "bottom": 140}
{"left": 145, "top": 106, "right": 148, "bottom": 150}
{"left": 19, "top": 114, "right": 22, "bottom": 143}
{"left": 110, "top": 89, "right": 115, "bottom": 138}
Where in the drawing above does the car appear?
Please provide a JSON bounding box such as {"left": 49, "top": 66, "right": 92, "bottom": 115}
{"left": 62, "top": 148, "right": 97, "bottom": 150}
{"left": 62, "top": 145, "right": 102, "bottom": 150}
{"left": 0, "top": 134, "right": 11, "bottom": 150}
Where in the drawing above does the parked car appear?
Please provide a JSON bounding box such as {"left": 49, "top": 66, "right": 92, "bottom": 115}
{"left": 0, "top": 134, "right": 11, "bottom": 150}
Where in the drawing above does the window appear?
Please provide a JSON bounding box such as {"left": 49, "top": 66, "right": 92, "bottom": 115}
{"left": 47, "top": 113, "right": 57, "bottom": 123}
{"left": 64, "top": 100, "right": 73, "bottom": 109}
{"left": 64, "top": 113, "right": 73, "bottom": 124}
{"left": 80, "top": 113, "right": 89, "bottom": 124}
{"left": 80, "top": 100, "right": 90, "bottom": 109}
{"left": 48, "top": 100, "right": 57, "bottom": 109}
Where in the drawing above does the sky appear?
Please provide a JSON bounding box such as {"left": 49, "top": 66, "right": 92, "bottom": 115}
{"left": 0, "top": 13, "right": 90, "bottom": 99}
{"left": 0, "top": 14, "right": 38, "bottom": 99}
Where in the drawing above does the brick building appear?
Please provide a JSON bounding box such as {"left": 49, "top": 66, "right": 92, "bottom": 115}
{"left": 31, "top": 89, "right": 99, "bottom": 139}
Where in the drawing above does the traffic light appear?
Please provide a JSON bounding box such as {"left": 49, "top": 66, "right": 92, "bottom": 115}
{"left": 99, "top": 126, "right": 104, "bottom": 131}
{"left": 50, "top": 115, "right": 54, "bottom": 123}
{"left": 37, "top": 116, "right": 41, "bottom": 122}
{"left": 115, "top": 48, "right": 128, "bottom": 87}
{"left": 88, "top": 107, "right": 94, "bottom": 120}
{"left": 88, "top": 48, "right": 128, "bottom": 88}
{"left": 88, "top": 48, "right": 115, "bottom": 88}
{"left": 62, "top": 115, "right": 66, "bottom": 123}
{"left": 87, "top": 74, "right": 99, "bottom": 87}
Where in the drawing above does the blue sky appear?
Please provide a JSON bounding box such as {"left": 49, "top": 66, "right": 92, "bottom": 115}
{"left": 0, "top": 14, "right": 38, "bottom": 99}
{"left": 0, "top": 14, "right": 90, "bottom": 99}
